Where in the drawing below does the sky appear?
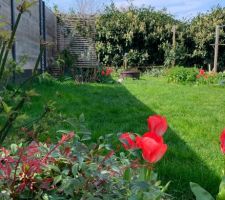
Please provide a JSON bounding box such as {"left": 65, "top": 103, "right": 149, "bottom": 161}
{"left": 45, "top": 0, "right": 225, "bottom": 19}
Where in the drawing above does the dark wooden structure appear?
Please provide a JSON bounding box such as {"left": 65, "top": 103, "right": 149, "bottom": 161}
{"left": 120, "top": 71, "right": 140, "bottom": 79}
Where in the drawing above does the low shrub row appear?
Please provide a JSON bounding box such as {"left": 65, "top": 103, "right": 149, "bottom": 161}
{"left": 166, "top": 66, "right": 225, "bottom": 85}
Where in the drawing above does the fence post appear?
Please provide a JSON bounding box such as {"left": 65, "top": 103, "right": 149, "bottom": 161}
{"left": 42, "top": 1, "right": 46, "bottom": 71}
{"left": 10, "top": 0, "right": 16, "bottom": 82}
{"left": 213, "top": 25, "right": 219, "bottom": 72}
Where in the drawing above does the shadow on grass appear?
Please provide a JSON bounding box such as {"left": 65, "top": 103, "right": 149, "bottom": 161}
{"left": 32, "top": 81, "right": 220, "bottom": 200}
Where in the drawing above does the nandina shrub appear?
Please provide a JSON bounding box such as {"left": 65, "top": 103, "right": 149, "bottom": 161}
{"left": 0, "top": 115, "right": 171, "bottom": 200}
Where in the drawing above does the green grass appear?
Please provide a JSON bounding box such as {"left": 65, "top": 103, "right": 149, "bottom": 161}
{"left": 24, "top": 76, "right": 225, "bottom": 199}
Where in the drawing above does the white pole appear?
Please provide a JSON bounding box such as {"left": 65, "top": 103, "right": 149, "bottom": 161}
{"left": 213, "top": 25, "right": 220, "bottom": 72}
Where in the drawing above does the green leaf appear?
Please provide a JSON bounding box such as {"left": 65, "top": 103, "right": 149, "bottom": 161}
{"left": 72, "top": 164, "right": 79, "bottom": 177}
{"left": 25, "top": 89, "right": 39, "bottom": 97}
{"left": 53, "top": 175, "right": 62, "bottom": 185}
{"left": 217, "top": 177, "right": 225, "bottom": 200}
{"left": 10, "top": 144, "right": 18, "bottom": 154}
{"left": 81, "top": 134, "right": 92, "bottom": 141}
{"left": 190, "top": 182, "right": 215, "bottom": 200}
{"left": 79, "top": 113, "right": 85, "bottom": 123}
{"left": 161, "top": 181, "right": 171, "bottom": 193}
{"left": 47, "top": 165, "right": 61, "bottom": 173}
{"left": 1, "top": 101, "right": 12, "bottom": 114}
{"left": 124, "top": 168, "right": 131, "bottom": 181}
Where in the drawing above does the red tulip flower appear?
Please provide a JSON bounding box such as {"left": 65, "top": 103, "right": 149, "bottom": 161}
{"left": 138, "top": 136, "right": 167, "bottom": 163}
{"left": 147, "top": 115, "right": 168, "bottom": 136}
{"left": 142, "top": 132, "right": 163, "bottom": 143}
{"left": 101, "top": 70, "right": 105, "bottom": 76}
{"left": 119, "top": 115, "right": 168, "bottom": 163}
{"left": 220, "top": 129, "right": 225, "bottom": 154}
{"left": 106, "top": 68, "right": 113, "bottom": 76}
{"left": 199, "top": 69, "right": 205, "bottom": 75}
{"left": 119, "top": 133, "right": 137, "bottom": 150}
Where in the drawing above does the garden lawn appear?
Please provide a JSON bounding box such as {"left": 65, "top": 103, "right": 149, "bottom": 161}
{"left": 26, "top": 77, "right": 225, "bottom": 199}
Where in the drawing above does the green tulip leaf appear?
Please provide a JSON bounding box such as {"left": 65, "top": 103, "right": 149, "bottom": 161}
{"left": 190, "top": 182, "right": 215, "bottom": 200}
{"left": 217, "top": 177, "right": 225, "bottom": 200}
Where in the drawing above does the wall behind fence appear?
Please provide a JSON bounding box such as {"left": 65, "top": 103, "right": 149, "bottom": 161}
{"left": 0, "top": 0, "right": 57, "bottom": 76}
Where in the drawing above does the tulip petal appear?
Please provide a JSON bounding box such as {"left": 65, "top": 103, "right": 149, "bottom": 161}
{"left": 147, "top": 115, "right": 168, "bottom": 136}
{"left": 142, "top": 132, "right": 164, "bottom": 143}
{"left": 140, "top": 137, "right": 167, "bottom": 163}
{"left": 220, "top": 129, "right": 225, "bottom": 154}
{"left": 119, "top": 133, "right": 137, "bottom": 150}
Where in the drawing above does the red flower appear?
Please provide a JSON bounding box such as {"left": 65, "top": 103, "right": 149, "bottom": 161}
{"left": 139, "top": 137, "right": 167, "bottom": 163}
{"left": 101, "top": 70, "right": 105, "bottom": 76}
{"left": 199, "top": 69, "right": 205, "bottom": 75}
{"left": 147, "top": 115, "right": 168, "bottom": 136}
{"left": 119, "top": 133, "right": 137, "bottom": 150}
{"left": 106, "top": 68, "right": 113, "bottom": 76}
{"left": 220, "top": 129, "right": 225, "bottom": 154}
{"left": 142, "top": 132, "right": 163, "bottom": 143}
{"left": 119, "top": 115, "right": 168, "bottom": 163}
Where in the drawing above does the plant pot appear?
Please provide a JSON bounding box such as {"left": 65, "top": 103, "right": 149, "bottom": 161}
{"left": 120, "top": 70, "right": 140, "bottom": 79}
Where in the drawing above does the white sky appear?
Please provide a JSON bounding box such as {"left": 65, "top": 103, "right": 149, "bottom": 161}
{"left": 45, "top": 0, "right": 225, "bottom": 19}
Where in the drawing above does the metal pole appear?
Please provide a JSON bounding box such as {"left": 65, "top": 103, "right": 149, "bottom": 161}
{"left": 39, "top": 0, "right": 43, "bottom": 73}
{"left": 213, "top": 25, "right": 219, "bottom": 72}
{"left": 42, "top": 1, "right": 46, "bottom": 72}
{"left": 11, "top": 0, "right": 16, "bottom": 82}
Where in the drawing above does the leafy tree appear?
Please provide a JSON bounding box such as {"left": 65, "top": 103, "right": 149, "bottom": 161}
{"left": 96, "top": 3, "right": 179, "bottom": 67}
{"left": 189, "top": 6, "right": 225, "bottom": 70}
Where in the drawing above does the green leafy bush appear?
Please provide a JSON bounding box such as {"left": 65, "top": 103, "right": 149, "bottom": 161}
{"left": 96, "top": 4, "right": 178, "bottom": 67}
{"left": 166, "top": 66, "right": 198, "bottom": 83}
{"left": 144, "top": 67, "right": 166, "bottom": 77}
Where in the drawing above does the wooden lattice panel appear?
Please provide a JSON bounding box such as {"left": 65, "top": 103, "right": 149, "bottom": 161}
{"left": 57, "top": 15, "right": 98, "bottom": 69}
